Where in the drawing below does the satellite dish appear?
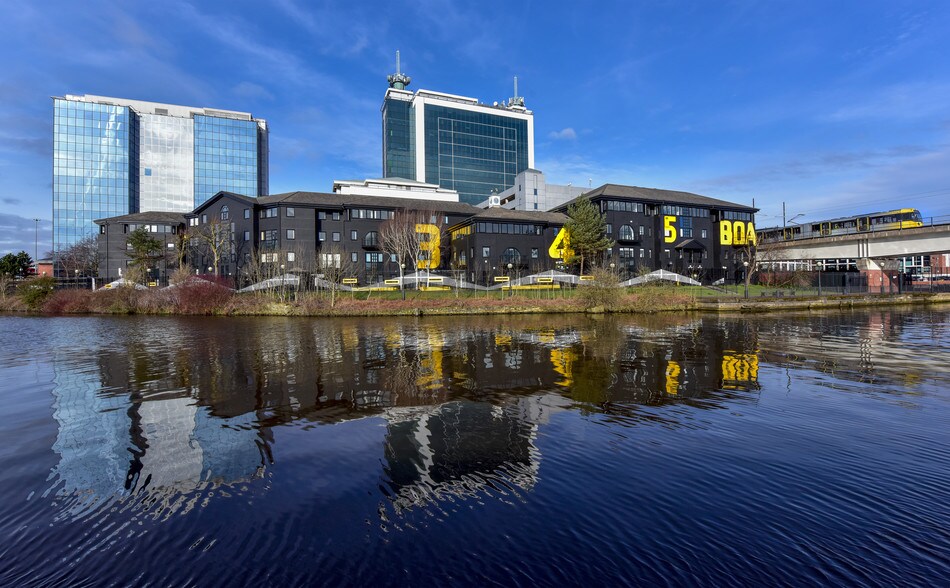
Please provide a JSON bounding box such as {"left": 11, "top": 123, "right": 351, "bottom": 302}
{"left": 493, "top": 101, "right": 498, "bottom": 106}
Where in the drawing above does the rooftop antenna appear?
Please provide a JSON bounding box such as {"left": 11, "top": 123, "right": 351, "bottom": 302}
{"left": 508, "top": 75, "right": 525, "bottom": 108}
{"left": 387, "top": 50, "right": 411, "bottom": 90}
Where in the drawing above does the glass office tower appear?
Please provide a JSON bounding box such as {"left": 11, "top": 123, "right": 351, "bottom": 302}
{"left": 52, "top": 98, "right": 137, "bottom": 255}
{"left": 382, "top": 82, "right": 534, "bottom": 206}
{"left": 52, "top": 95, "right": 268, "bottom": 255}
{"left": 194, "top": 114, "right": 262, "bottom": 207}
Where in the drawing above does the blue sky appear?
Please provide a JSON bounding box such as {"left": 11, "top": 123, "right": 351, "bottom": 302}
{"left": 2, "top": 0, "right": 950, "bottom": 256}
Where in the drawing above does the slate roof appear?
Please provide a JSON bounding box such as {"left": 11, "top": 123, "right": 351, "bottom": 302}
{"left": 94, "top": 211, "right": 188, "bottom": 225}
{"left": 256, "top": 191, "right": 481, "bottom": 215}
{"left": 555, "top": 184, "right": 758, "bottom": 213}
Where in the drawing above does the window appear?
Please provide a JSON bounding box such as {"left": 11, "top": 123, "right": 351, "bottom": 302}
{"left": 332, "top": 212, "right": 341, "bottom": 221}
{"left": 287, "top": 252, "right": 296, "bottom": 262}
{"left": 606, "top": 224, "right": 612, "bottom": 235}
{"left": 681, "top": 216, "right": 693, "bottom": 238}
{"left": 639, "top": 225, "right": 645, "bottom": 236}
{"left": 363, "top": 231, "right": 379, "bottom": 248}
{"left": 665, "top": 249, "right": 671, "bottom": 258}
{"left": 531, "top": 248, "right": 539, "bottom": 259}
{"left": 482, "top": 246, "right": 490, "bottom": 258}
{"left": 201, "top": 214, "right": 207, "bottom": 224}
{"left": 286, "top": 229, "right": 295, "bottom": 240}
{"left": 619, "top": 225, "right": 635, "bottom": 240}
{"left": 351, "top": 252, "right": 358, "bottom": 262}
{"left": 286, "top": 207, "right": 295, "bottom": 217}
{"left": 318, "top": 231, "right": 326, "bottom": 241}
{"left": 167, "top": 243, "right": 175, "bottom": 249}
{"left": 350, "top": 230, "right": 358, "bottom": 241}
{"left": 701, "top": 229, "right": 708, "bottom": 239}
{"left": 220, "top": 206, "right": 229, "bottom": 221}
{"left": 501, "top": 248, "right": 521, "bottom": 265}
{"left": 318, "top": 212, "right": 326, "bottom": 220}
{"left": 534, "top": 203, "right": 538, "bottom": 210}
{"left": 244, "top": 208, "right": 250, "bottom": 219}
{"left": 189, "top": 218, "right": 198, "bottom": 227}
{"left": 260, "top": 208, "right": 277, "bottom": 219}
{"left": 332, "top": 232, "right": 340, "bottom": 242}
{"left": 244, "top": 231, "right": 250, "bottom": 242}
{"left": 144, "top": 168, "right": 152, "bottom": 176}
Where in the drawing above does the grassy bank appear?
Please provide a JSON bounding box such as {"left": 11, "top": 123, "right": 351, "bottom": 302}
{"left": 2, "top": 278, "right": 948, "bottom": 317}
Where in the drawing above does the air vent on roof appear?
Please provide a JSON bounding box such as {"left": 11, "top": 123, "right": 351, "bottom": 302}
{"left": 489, "top": 196, "right": 501, "bottom": 208}
{"left": 155, "top": 108, "right": 168, "bottom": 115}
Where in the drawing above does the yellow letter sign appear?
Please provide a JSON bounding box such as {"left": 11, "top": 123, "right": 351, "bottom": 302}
{"left": 664, "top": 215, "right": 677, "bottom": 243}
{"left": 416, "top": 223, "right": 441, "bottom": 269}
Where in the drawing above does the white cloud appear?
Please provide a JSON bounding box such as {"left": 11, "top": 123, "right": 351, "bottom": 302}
{"left": 548, "top": 128, "right": 577, "bottom": 141}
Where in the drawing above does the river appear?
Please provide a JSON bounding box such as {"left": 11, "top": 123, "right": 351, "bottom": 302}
{"left": 0, "top": 309, "right": 948, "bottom": 586}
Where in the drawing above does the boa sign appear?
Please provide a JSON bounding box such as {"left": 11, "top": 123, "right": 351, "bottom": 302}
{"left": 720, "top": 220, "right": 757, "bottom": 246}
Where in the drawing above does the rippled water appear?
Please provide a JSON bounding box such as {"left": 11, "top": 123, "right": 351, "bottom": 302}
{"left": 0, "top": 309, "right": 948, "bottom": 586}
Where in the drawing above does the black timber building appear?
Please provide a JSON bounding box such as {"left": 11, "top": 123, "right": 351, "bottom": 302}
{"left": 94, "top": 183, "right": 756, "bottom": 287}
{"left": 553, "top": 185, "right": 758, "bottom": 283}
{"left": 95, "top": 211, "right": 187, "bottom": 285}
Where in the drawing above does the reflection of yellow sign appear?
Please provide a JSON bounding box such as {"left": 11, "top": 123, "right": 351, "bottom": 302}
{"left": 720, "top": 353, "right": 759, "bottom": 389}
{"left": 551, "top": 347, "right": 574, "bottom": 387}
{"left": 494, "top": 276, "right": 510, "bottom": 282}
{"left": 416, "top": 223, "right": 441, "bottom": 269}
{"left": 548, "top": 228, "right": 572, "bottom": 260}
{"left": 664, "top": 215, "right": 677, "bottom": 243}
{"left": 665, "top": 360, "right": 681, "bottom": 395}
{"left": 720, "top": 221, "right": 757, "bottom": 246}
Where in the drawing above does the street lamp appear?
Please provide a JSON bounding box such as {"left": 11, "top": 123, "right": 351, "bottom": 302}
{"left": 507, "top": 262, "right": 513, "bottom": 297}
{"left": 400, "top": 263, "right": 406, "bottom": 299}
{"left": 32, "top": 218, "right": 39, "bottom": 273}
{"left": 817, "top": 261, "right": 823, "bottom": 296}
{"left": 742, "top": 261, "right": 749, "bottom": 299}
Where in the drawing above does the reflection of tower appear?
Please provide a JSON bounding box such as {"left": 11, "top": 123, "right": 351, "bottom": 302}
{"left": 381, "top": 398, "right": 550, "bottom": 513}
{"left": 48, "top": 354, "right": 268, "bottom": 519}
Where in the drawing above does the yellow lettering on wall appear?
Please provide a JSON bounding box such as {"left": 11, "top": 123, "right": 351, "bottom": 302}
{"left": 720, "top": 220, "right": 733, "bottom": 245}
{"left": 416, "top": 223, "right": 441, "bottom": 269}
{"left": 746, "top": 222, "right": 757, "bottom": 246}
{"left": 548, "top": 227, "right": 572, "bottom": 260}
{"left": 664, "top": 216, "right": 678, "bottom": 243}
{"left": 733, "top": 221, "right": 747, "bottom": 245}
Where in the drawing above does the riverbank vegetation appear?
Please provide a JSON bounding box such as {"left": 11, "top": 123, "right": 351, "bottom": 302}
{"left": 2, "top": 273, "right": 947, "bottom": 317}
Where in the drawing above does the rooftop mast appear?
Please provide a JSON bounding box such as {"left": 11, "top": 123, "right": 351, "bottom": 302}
{"left": 387, "top": 50, "right": 411, "bottom": 90}
{"left": 508, "top": 75, "right": 525, "bottom": 108}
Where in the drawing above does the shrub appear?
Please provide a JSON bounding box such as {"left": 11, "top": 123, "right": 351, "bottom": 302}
{"left": 577, "top": 268, "right": 622, "bottom": 310}
{"left": 42, "top": 289, "right": 94, "bottom": 313}
{"left": 17, "top": 276, "right": 56, "bottom": 310}
{"left": 173, "top": 280, "right": 234, "bottom": 314}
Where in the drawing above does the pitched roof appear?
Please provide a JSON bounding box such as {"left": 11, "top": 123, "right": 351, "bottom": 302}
{"left": 94, "top": 211, "right": 188, "bottom": 225}
{"left": 257, "top": 191, "right": 481, "bottom": 215}
{"left": 555, "top": 184, "right": 758, "bottom": 213}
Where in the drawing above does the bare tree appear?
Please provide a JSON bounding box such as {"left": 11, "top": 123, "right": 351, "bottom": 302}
{"left": 316, "top": 244, "right": 357, "bottom": 308}
{"left": 189, "top": 219, "right": 231, "bottom": 276}
{"left": 380, "top": 209, "right": 446, "bottom": 289}
{"left": 56, "top": 235, "right": 99, "bottom": 278}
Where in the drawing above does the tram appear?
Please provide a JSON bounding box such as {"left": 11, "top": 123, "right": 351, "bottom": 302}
{"left": 758, "top": 208, "right": 923, "bottom": 242}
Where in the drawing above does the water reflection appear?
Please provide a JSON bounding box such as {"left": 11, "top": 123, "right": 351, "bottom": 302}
{"left": 41, "top": 309, "right": 947, "bottom": 524}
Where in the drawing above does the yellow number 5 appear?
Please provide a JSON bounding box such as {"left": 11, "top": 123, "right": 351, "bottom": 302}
{"left": 664, "top": 216, "right": 677, "bottom": 243}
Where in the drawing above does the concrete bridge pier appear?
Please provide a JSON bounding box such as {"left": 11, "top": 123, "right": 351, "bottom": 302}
{"left": 857, "top": 258, "right": 900, "bottom": 294}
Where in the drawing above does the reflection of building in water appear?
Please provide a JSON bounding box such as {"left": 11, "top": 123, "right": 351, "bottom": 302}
{"left": 49, "top": 353, "right": 267, "bottom": 520}
{"left": 381, "top": 395, "right": 561, "bottom": 514}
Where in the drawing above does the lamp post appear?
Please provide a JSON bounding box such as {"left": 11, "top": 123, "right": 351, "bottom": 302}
{"left": 742, "top": 261, "right": 749, "bottom": 299}
{"left": 817, "top": 261, "right": 823, "bottom": 296}
{"left": 722, "top": 266, "right": 727, "bottom": 287}
{"left": 32, "top": 218, "right": 39, "bottom": 274}
{"left": 401, "top": 263, "right": 406, "bottom": 300}
{"left": 507, "top": 262, "right": 513, "bottom": 297}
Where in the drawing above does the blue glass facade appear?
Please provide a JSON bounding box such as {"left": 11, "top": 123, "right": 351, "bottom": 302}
{"left": 382, "top": 97, "right": 415, "bottom": 179}
{"left": 194, "top": 115, "right": 261, "bottom": 207}
{"left": 424, "top": 105, "right": 529, "bottom": 206}
{"left": 52, "top": 99, "right": 137, "bottom": 254}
